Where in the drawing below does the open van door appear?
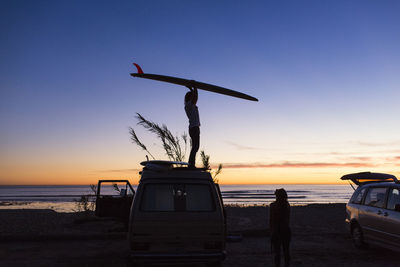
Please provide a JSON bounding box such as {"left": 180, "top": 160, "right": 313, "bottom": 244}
{"left": 95, "top": 180, "right": 135, "bottom": 223}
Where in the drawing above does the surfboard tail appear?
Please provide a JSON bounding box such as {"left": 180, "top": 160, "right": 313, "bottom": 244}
{"left": 133, "top": 63, "right": 144, "bottom": 74}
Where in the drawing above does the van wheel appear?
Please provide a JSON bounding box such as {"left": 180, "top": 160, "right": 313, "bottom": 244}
{"left": 351, "top": 223, "right": 365, "bottom": 249}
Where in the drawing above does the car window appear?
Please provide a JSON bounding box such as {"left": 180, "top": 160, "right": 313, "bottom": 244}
{"left": 140, "top": 183, "right": 215, "bottom": 212}
{"left": 350, "top": 188, "right": 366, "bottom": 204}
{"left": 364, "top": 187, "right": 387, "bottom": 208}
{"left": 387, "top": 188, "right": 400, "bottom": 211}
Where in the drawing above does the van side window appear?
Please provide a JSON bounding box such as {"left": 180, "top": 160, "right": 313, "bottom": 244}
{"left": 350, "top": 188, "right": 366, "bottom": 204}
{"left": 364, "top": 187, "right": 387, "bottom": 208}
{"left": 387, "top": 188, "right": 400, "bottom": 211}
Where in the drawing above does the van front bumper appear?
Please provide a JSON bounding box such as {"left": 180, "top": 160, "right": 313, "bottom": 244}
{"left": 130, "top": 251, "right": 226, "bottom": 262}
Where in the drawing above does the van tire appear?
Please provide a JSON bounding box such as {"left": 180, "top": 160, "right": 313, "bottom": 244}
{"left": 351, "top": 223, "right": 365, "bottom": 249}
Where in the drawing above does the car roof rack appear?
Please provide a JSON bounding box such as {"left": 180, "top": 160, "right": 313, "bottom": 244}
{"left": 340, "top": 172, "right": 399, "bottom": 185}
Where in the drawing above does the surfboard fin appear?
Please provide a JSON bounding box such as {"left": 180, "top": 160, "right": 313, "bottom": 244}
{"left": 133, "top": 63, "right": 144, "bottom": 74}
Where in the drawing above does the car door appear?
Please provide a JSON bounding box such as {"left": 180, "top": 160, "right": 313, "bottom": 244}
{"left": 378, "top": 187, "right": 400, "bottom": 247}
{"left": 359, "top": 186, "right": 388, "bottom": 242}
{"left": 95, "top": 180, "right": 135, "bottom": 221}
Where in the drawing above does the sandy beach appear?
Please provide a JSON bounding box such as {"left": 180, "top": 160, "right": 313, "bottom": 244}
{"left": 0, "top": 204, "right": 398, "bottom": 267}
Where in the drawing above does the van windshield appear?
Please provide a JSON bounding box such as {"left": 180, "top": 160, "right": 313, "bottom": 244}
{"left": 141, "top": 183, "right": 215, "bottom": 212}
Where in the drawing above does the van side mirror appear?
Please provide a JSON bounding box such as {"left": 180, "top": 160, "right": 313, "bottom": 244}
{"left": 395, "top": 204, "right": 400, "bottom": 212}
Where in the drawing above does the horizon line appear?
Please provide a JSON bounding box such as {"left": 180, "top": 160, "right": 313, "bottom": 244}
{"left": 0, "top": 182, "right": 351, "bottom": 186}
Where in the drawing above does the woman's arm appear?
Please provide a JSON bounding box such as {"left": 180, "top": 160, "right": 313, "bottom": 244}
{"left": 186, "top": 86, "right": 198, "bottom": 104}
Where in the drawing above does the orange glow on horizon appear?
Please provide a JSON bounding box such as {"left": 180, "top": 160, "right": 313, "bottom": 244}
{"left": 2, "top": 160, "right": 399, "bottom": 186}
{"left": 0, "top": 167, "right": 353, "bottom": 185}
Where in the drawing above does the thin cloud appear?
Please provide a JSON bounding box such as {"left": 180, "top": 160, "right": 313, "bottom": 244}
{"left": 385, "top": 156, "right": 400, "bottom": 161}
{"left": 328, "top": 151, "right": 358, "bottom": 155}
{"left": 347, "top": 157, "right": 372, "bottom": 161}
{"left": 214, "top": 161, "right": 376, "bottom": 169}
{"left": 225, "top": 141, "right": 265, "bottom": 151}
{"left": 357, "top": 141, "right": 400, "bottom": 147}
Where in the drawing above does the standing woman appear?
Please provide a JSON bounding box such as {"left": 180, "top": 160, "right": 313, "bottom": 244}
{"left": 184, "top": 86, "right": 200, "bottom": 168}
{"left": 269, "top": 188, "right": 291, "bottom": 267}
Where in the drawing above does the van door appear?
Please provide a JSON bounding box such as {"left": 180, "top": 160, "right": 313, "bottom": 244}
{"left": 95, "top": 180, "right": 135, "bottom": 221}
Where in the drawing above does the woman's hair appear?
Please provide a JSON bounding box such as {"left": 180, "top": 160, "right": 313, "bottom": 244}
{"left": 185, "top": 91, "right": 193, "bottom": 103}
{"left": 275, "top": 188, "right": 288, "bottom": 203}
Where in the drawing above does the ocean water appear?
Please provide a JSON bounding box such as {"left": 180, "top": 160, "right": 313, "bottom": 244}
{"left": 0, "top": 184, "right": 354, "bottom": 212}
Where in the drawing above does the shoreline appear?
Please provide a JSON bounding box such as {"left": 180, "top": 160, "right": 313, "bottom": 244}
{"left": 0, "top": 200, "right": 351, "bottom": 214}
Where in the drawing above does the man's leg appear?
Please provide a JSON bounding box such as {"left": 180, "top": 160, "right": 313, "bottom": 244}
{"left": 188, "top": 126, "right": 200, "bottom": 167}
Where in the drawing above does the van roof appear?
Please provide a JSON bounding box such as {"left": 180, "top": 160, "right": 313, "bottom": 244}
{"left": 140, "top": 168, "right": 213, "bottom": 181}
{"left": 139, "top": 160, "right": 213, "bottom": 181}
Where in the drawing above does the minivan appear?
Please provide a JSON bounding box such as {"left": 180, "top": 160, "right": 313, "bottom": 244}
{"left": 341, "top": 172, "right": 400, "bottom": 251}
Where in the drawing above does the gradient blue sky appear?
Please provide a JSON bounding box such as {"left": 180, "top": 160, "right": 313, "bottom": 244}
{"left": 1, "top": 0, "right": 400, "bottom": 185}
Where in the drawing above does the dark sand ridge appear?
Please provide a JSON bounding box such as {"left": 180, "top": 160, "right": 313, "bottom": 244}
{"left": 0, "top": 204, "right": 398, "bottom": 266}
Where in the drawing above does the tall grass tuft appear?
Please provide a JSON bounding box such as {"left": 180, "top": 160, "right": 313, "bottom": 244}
{"left": 74, "top": 184, "right": 97, "bottom": 212}
{"left": 201, "top": 150, "right": 223, "bottom": 183}
{"left": 132, "top": 113, "right": 188, "bottom": 162}
{"left": 129, "top": 126, "right": 155, "bottom": 160}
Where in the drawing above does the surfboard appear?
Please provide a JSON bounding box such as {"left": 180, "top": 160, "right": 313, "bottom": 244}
{"left": 140, "top": 160, "right": 189, "bottom": 166}
{"left": 131, "top": 63, "right": 258, "bottom": 102}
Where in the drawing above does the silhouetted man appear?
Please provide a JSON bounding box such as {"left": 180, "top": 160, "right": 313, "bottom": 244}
{"left": 184, "top": 86, "right": 200, "bottom": 168}
{"left": 270, "top": 188, "right": 291, "bottom": 267}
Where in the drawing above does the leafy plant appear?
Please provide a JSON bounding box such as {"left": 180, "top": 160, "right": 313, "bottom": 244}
{"left": 129, "top": 113, "right": 188, "bottom": 161}
{"left": 129, "top": 127, "right": 155, "bottom": 160}
{"left": 213, "top": 163, "right": 223, "bottom": 183}
{"left": 129, "top": 113, "right": 222, "bottom": 182}
{"left": 200, "top": 150, "right": 210, "bottom": 170}
{"left": 200, "top": 150, "right": 223, "bottom": 183}
{"left": 90, "top": 184, "right": 97, "bottom": 194}
{"left": 113, "top": 183, "right": 121, "bottom": 193}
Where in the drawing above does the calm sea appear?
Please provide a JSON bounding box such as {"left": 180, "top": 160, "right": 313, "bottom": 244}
{"left": 0, "top": 184, "right": 354, "bottom": 212}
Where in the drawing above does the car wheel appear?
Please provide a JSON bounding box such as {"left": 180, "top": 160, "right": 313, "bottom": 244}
{"left": 351, "top": 223, "right": 365, "bottom": 249}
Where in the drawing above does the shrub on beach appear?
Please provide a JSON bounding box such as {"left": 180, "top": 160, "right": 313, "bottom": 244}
{"left": 74, "top": 184, "right": 97, "bottom": 212}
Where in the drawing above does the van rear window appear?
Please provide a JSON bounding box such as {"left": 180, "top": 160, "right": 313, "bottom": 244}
{"left": 140, "top": 183, "right": 215, "bottom": 212}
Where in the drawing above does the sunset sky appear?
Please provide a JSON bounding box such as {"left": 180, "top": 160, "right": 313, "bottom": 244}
{"left": 1, "top": 0, "right": 400, "bottom": 185}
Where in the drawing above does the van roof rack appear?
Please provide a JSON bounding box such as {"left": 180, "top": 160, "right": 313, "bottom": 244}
{"left": 340, "top": 172, "right": 399, "bottom": 185}
{"left": 140, "top": 160, "right": 207, "bottom": 172}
